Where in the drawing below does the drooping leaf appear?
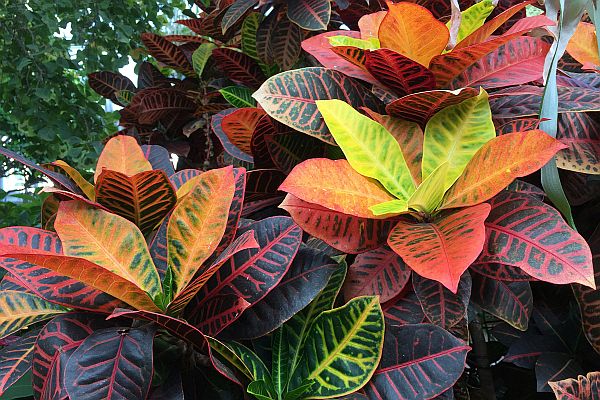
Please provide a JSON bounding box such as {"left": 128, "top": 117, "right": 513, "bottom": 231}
{"left": 365, "top": 49, "right": 436, "bottom": 97}
{"left": 480, "top": 192, "right": 594, "bottom": 287}
{"left": 566, "top": 21, "right": 600, "bottom": 67}
{"left": 220, "top": 86, "right": 256, "bottom": 108}
{"left": 301, "top": 31, "right": 378, "bottom": 84}
{"left": 253, "top": 67, "right": 384, "bottom": 144}
{"left": 95, "top": 170, "right": 177, "bottom": 235}
{"left": 364, "top": 324, "right": 470, "bottom": 400}
{"left": 470, "top": 272, "right": 532, "bottom": 330}
{"left": 0, "top": 291, "right": 65, "bottom": 339}
{"left": 221, "top": 108, "right": 266, "bottom": 156}
{"left": 441, "top": 130, "right": 567, "bottom": 209}
{"left": 212, "top": 47, "right": 266, "bottom": 89}
{"left": 290, "top": 296, "right": 384, "bottom": 398}
{"left": 167, "top": 167, "right": 236, "bottom": 295}
{"left": 220, "top": 246, "right": 338, "bottom": 340}
{"left": 192, "top": 42, "right": 218, "bottom": 77}
{"left": 317, "top": 99, "right": 416, "bottom": 200}
{"left": 280, "top": 194, "right": 396, "bottom": 254}
{"left": 449, "top": 37, "right": 550, "bottom": 90}
{"left": 386, "top": 88, "right": 479, "bottom": 128}
{"left": 287, "top": 0, "right": 331, "bottom": 31}
{"left": 64, "top": 326, "right": 156, "bottom": 400}
{"left": 279, "top": 158, "right": 396, "bottom": 219}
{"left": 413, "top": 272, "right": 471, "bottom": 330}
{"left": 422, "top": 89, "right": 495, "bottom": 187}
{"left": 94, "top": 135, "right": 152, "bottom": 183}
{"left": 388, "top": 203, "right": 491, "bottom": 292}
{"left": 45, "top": 160, "right": 96, "bottom": 201}
{"left": 55, "top": 201, "right": 162, "bottom": 299}
{"left": 378, "top": 2, "right": 449, "bottom": 66}
{"left": 549, "top": 371, "right": 600, "bottom": 399}
{"left": 141, "top": 32, "right": 196, "bottom": 76}
{"left": 343, "top": 245, "right": 411, "bottom": 303}
{"left": 0, "top": 329, "right": 38, "bottom": 396}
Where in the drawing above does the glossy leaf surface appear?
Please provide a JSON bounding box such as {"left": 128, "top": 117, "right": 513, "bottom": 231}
{"left": 94, "top": 135, "right": 152, "bottom": 183}
{"left": 413, "top": 272, "right": 471, "bottom": 329}
{"left": 287, "top": 0, "right": 331, "bottom": 31}
{"left": 0, "top": 329, "right": 38, "bottom": 396}
{"left": 0, "top": 291, "right": 65, "bottom": 339}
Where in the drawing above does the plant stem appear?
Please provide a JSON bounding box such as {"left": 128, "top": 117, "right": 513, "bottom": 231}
{"left": 469, "top": 317, "right": 496, "bottom": 400}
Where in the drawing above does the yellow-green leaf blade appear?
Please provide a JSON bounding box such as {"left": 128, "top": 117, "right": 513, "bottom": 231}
{"left": 328, "top": 36, "right": 380, "bottom": 50}
{"left": 316, "top": 99, "right": 416, "bottom": 200}
{"left": 369, "top": 200, "right": 409, "bottom": 217}
{"left": 449, "top": 0, "right": 496, "bottom": 45}
{"left": 290, "top": 296, "right": 384, "bottom": 398}
{"left": 167, "top": 167, "right": 236, "bottom": 295}
{"left": 0, "top": 291, "right": 66, "bottom": 339}
{"left": 422, "top": 89, "right": 495, "bottom": 188}
{"left": 54, "top": 201, "right": 162, "bottom": 299}
{"left": 408, "top": 162, "right": 451, "bottom": 213}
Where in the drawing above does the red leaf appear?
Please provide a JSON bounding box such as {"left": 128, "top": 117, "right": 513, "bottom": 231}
{"left": 550, "top": 371, "right": 600, "bottom": 399}
{"left": 141, "top": 33, "right": 195, "bottom": 77}
{"left": 388, "top": 204, "right": 491, "bottom": 292}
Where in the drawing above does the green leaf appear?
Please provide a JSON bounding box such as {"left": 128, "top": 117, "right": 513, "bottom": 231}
{"left": 316, "top": 99, "right": 416, "bottom": 200}
{"left": 0, "top": 371, "right": 33, "bottom": 399}
{"left": 248, "top": 380, "right": 275, "bottom": 400}
{"left": 369, "top": 199, "right": 408, "bottom": 217}
{"left": 283, "top": 379, "right": 316, "bottom": 400}
{"left": 242, "top": 13, "right": 263, "bottom": 61}
{"left": 422, "top": 89, "right": 495, "bottom": 189}
{"left": 219, "top": 86, "right": 256, "bottom": 108}
{"left": 272, "top": 328, "right": 289, "bottom": 398}
{"left": 225, "top": 341, "right": 273, "bottom": 385}
{"left": 192, "top": 43, "right": 217, "bottom": 77}
{"left": 408, "top": 162, "right": 450, "bottom": 213}
{"left": 449, "top": 0, "right": 496, "bottom": 44}
{"left": 290, "top": 296, "right": 384, "bottom": 398}
{"left": 327, "top": 36, "right": 380, "bottom": 50}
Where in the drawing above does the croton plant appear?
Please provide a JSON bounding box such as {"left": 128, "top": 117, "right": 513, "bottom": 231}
{"left": 0, "top": 0, "right": 599, "bottom": 399}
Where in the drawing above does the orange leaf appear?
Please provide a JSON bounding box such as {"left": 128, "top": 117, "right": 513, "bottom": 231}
{"left": 94, "top": 136, "right": 152, "bottom": 183}
{"left": 441, "top": 131, "right": 567, "bottom": 209}
{"left": 359, "top": 11, "right": 387, "bottom": 40}
{"left": 387, "top": 203, "right": 490, "bottom": 292}
{"left": 221, "top": 108, "right": 266, "bottom": 155}
{"left": 378, "top": 2, "right": 449, "bottom": 67}
{"left": 279, "top": 158, "right": 396, "bottom": 219}
{"left": 567, "top": 22, "right": 600, "bottom": 67}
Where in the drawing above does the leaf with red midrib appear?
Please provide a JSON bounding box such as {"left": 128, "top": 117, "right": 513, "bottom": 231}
{"left": 141, "top": 33, "right": 196, "bottom": 77}
{"left": 413, "top": 273, "right": 471, "bottom": 330}
{"left": 221, "top": 108, "right": 266, "bottom": 156}
{"left": 0, "top": 329, "right": 38, "bottom": 396}
{"left": 550, "top": 371, "right": 600, "bottom": 399}
{"left": 212, "top": 48, "right": 266, "bottom": 89}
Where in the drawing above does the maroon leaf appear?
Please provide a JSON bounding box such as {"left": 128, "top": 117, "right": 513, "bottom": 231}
{"left": 137, "top": 61, "right": 172, "bottom": 89}
{"left": 0, "top": 329, "right": 38, "bottom": 395}
{"left": 412, "top": 272, "right": 471, "bottom": 330}
{"left": 382, "top": 287, "right": 426, "bottom": 326}
{"left": 221, "top": 0, "right": 258, "bottom": 33}
{"left": 280, "top": 194, "right": 396, "bottom": 254}
{"left": 137, "top": 88, "right": 196, "bottom": 125}
{"left": 88, "top": 71, "right": 136, "bottom": 106}
{"left": 287, "top": 0, "right": 331, "bottom": 31}
{"left": 192, "top": 294, "right": 251, "bottom": 336}
{"left": 265, "top": 133, "right": 329, "bottom": 174}
{"left": 365, "top": 49, "right": 436, "bottom": 97}
{"left": 479, "top": 192, "right": 595, "bottom": 287}
{"left": 364, "top": 324, "right": 470, "bottom": 399}
{"left": 342, "top": 245, "right": 411, "bottom": 303}
{"left": 64, "top": 326, "right": 156, "bottom": 400}
{"left": 271, "top": 18, "right": 303, "bottom": 70}
{"left": 471, "top": 272, "right": 533, "bottom": 330}
{"left": 141, "top": 33, "right": 196, "bottom": 77}
{"left": 470, "top": 262, "right": 534, "bottom": 281}
{"left": 212, "top": 48, "right": 266, "bottom": 89}
{"left": 212, "top": 109, "right": 255, "bottom": 163}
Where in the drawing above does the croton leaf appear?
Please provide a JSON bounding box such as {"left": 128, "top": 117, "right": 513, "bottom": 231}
{"left": 386, "top": 87, "right": 479, "bottom": 128}
{"left": 470, "top": 262, "right": 534, "bottom": 282}
{"left": 536, "top": 353, "right": 584, "bottom": 393}
{"left": 412, "top": 272, "right": 471, "bottom": 330}
{"left": 0, "top": 226, "right": 62, "bottom": 255}
{"left": 216, "top": 167, "right": 248, "bottom": 254}
{"left": 55, "top": 201, "right": 162, "bottom": 299}
{"left": 388, "top": 203, "right": 491, "bottom": 292}
{"left": 220, "top": 86, "right": 256, "bottom": 108}
{"left": 5, "top": 254, "right": 162, "bottom": 312}
{"left": 95, "top": 170, "right": 177, "bottom": 235}
{"left": 168, "top": 167, "right": 236, "bottom": 295}
{"left": 220, "top": 246, "right": 338, "bottom": 340}
{"left": 212, "top": 47, "right": 266, "bottom": 89}
{"left": 141, "top": 145, "right": 175, "bottom": 177}
{"left": 221, "top": 107, "right": 266, "bottom": 156}
{"left": 169, "top": 169, "right": 202, "bottom": 191}
{"left": 301, "top": 31, "right": 378, "bottom": 84}
{"left": 270, "top": 18, "right": 303, "bottom": 70}
{"left": 556, "top": 112, "right": 600, "bottom": 175}
{"left": 566, "top": 21, "right": 600, "bottom": 67}
{"left": 471, "top": 272, "right": 532, "bottom": 330}
{"left": 0, "top": 291, "right": 66, "bottom": 339}
{"left": 242, "top": 12, "right": 263, "bottom": 62}
{"left": 263, "top": 131, "right": 328, "bottom": 174}
{"left": 343, "top": 245, "right": 411, "bottom": 303}
{"left": 364, "top": 324, "right": 470, "bottom": 400}
{"left": 365, "top": 49, "right": 436, "bottom": 97}
{"left": 32, "top": 313, "right": 120, "bottom": 400}
{"left": 192, "top": 42, "right": 217, "bottom": 77}
{"left": 64, "top": 326, "right": 156, "bottom": 400}
{"left": 378, "top": 2, "right": 449, "bottom": 67}
{"left": 212, "top": 109, "right": 255, "bottom": 164}
{"left": 290, "top": 296, "right": 384, "bottom": 398}
{"left": 441, "top": 130, "right": 567, "bottom": 209}
{"left": 317, "top": 99, "right": 416, "bottom": 200}
{"left": 479, "top": 192, "right": 595, "bottom": 288}
{"left": 452, "top": 0, "right": 496, "bottom": 45}
{"left": 0, "top": 329, "right": 38, "bottom": 396}
{"left": 141, "top": 32, "right": 196, "bottom": 77}
{"left": 383, "top": 287, "right": 426, "bottom": 326}
{"left": 362, "top": 109, "right": 424, "bottom": 185}
{"left": 221, "top": 0, "right": 258, "bottom": 33}
{"left": 549, "top": 370, "right": 600, "bottom": 400}
{"left": 287, "top": 0, "right": 331, "bottom": 30}
{"left": 137, "top": 88, "right": 196, "bottom": 125}
{"left": 280, "top": 194, "right": 396, "bottom": 254}
{"left": 407, "top": 162, "right": 449, "bottom": 213}
{"left": 45, "top": 160, "right": 96, "bottom": 201}
{"left": 422, "top": 89, "right": 495, "bottom": 188}
{"left": 449, "top": 37, "right": 550, "bottom": 90}
{"left": 0, "top": 257, "right": 126, "bottom": 313}
{"left": 280, "top": 158, "right": 396, "bottom": 219}
{"left": 253, "top": 67, "right": 384, "bottom": 144}
{"left": 94, "top": 135, "right": 152, "bottom": 183}
{"left": 88, "top": 71, "right": 136, "bottom": 106}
